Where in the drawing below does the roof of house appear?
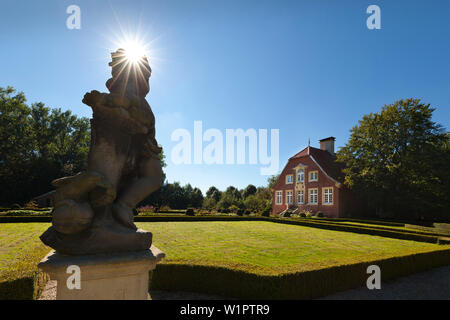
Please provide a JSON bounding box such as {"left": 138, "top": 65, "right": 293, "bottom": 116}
{"left": 290, "top": 146, "right": 344, "bottom": 183}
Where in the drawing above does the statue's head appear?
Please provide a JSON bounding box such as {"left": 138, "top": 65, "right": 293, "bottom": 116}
{"left": 106, "top": 48, "right": 152, "bottom": 98}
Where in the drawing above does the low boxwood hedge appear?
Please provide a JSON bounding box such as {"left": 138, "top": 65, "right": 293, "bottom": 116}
{"left": 0, "top": 271, "right": 48, "bottom": 300}
{"left": 269, "top": 217, "right": 442, "bottom": 244}
{"left": 280, "top": 217, "right": 450, "bottom": 238}
{"left": 0, "top": 216, "right": 52, "bottom": 223}
{"left": 150, "top": 248, "right": 450, "bottom": 299}
{"left": 0, "top": 244, "right": 50, "bottom": 300}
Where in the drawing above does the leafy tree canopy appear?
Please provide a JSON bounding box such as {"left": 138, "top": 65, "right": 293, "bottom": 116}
{"left": 0, "top": 87, "right": 90, "bottom": 205}
{"left": 337, "top": 98, "right": 449, "bottom": 219}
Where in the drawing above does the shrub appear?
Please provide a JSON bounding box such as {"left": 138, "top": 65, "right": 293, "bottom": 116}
{"left": 138, "top": 205, "right": 154, "bottom": 214}
{"left": 316, "top": 211, "right": 324, "bottom": 218}
{"left": 244, "top": 209, "right": 251, "bottom": 216}
{"left": 304, "top": 211, "right": 314, "bottom": 218}
{"left": 236, "top": 209, "right": 244, "bottom": 216}
{"left": 261, "top": 208, "right": 271, "bottom": 217}
{"left": 0, "top": 244, "right": 50, "bottom": 300}
{"left": 4, "top": 210, "right": 50, "bottom": 216}
{"left": 186, "top": 208, "right": 195, "bottom": 216}
{"left": 23, "top": 201, "right": 39, "bottom": 210}
{"left": 228, "top": 205, "right": 240, "bottom": 213}
{"left": 0, "top": 216, "right": 52, "bottom": 223}
{"left": 282, "top": 211, "right": 292, "bottom": 218}
{"left": 300, "top": 213, "right": 306, "bottom": 218}
{"left": 11, "top": 204, "right": 21, "bottom": 209}
{"left": 196, "top": 209, "right": 210, "bottom": 216}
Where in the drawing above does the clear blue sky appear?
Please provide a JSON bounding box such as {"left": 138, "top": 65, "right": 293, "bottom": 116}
{"left": 1, "top": 0, "right": 449, "bottom": 193}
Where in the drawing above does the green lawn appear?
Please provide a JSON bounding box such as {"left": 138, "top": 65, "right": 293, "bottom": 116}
{"left": 0, "top": 221, "right": 448, "bottom": 277}
{"left": 137, "top": 221, "right": 448, "bottom": 275}
{"left": 0, "top": 223, "right": 50, "bottom": 280}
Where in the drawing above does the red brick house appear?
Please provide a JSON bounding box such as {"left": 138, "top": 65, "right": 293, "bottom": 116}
{"left": 272, "top": 137, "right": 361, "bottom": 218}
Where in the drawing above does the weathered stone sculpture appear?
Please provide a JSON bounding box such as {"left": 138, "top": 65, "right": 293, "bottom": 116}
{"left": 40, "top": 49, "right": 163, "bottom": 255}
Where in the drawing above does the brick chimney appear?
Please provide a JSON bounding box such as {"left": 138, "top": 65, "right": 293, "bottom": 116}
{"left": 319, "top": 137, "right": 335, "bottom": 154}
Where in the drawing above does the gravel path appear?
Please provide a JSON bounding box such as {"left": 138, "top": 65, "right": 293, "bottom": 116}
{"left": 39, "top": 265, "right": 450, "bottom": 300}
{"left": 38, "top": 280, "right": 227, "bottom": 300}
{"left": 322, "top": 265, "right": 450, "bottom": 300}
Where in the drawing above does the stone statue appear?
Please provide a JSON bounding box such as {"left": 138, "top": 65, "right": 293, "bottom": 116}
{"left": 40, "top": 49, "right": 163, "bottom": 255}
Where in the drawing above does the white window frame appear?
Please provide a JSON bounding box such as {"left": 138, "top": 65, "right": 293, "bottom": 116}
{"left": 309, "top": 188, "right": 318, "bottom": 205}
{"left": 297, "top": 169, "right": 304, "bottom": 183}
{"left": 323, "top": 187, "right": 333, "bottom": 205}
{"left": 286, "top": 191, "right": 293, "bottom": 204}
{"left": 286, "top": 175, "right": 293, "bottom": 184}
{"left": 275, "top": 191, "right": 282, "bottom": 205}
{"left": 297, "top": 191, "right": 304, "bottom": 204}
{"left": 309, "top": 171, "right": 318, "bottom": 182}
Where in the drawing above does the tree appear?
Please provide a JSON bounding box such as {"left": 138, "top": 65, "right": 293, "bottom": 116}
{"left": 217, "top": 192, "right": 242, "bottom": 211}
{"left": 205, "top": 186, "right": 221, "bottom": 202}
{"left": 184, "top": 185, "right": 203, "bottom": 208}
{"left": 242, "top": 184, "right": 257, "bottom": 198}
{"left": 243, "top": 195, "right": 259, "bottom": 211}
{"left": 202, "top": 197, "right": 217, "bottom": 210}
{"left": 0, "top": 86, "right": 91, "bottom": 205}
{"left": 225, "top": 186, "right": 242, "bottom": 200}
{"left": 267, "top": 174, "right": 280, "bottom": 190}
{"left": 337, "top": 98, "right": 449, "bottom": 219}
{"left": 0, "top": 87, "right": 34, "bottom": 205}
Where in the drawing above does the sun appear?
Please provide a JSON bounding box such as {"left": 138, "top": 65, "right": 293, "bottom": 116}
{"left": 120, "top": 40, "right": 147, "bottom": 63}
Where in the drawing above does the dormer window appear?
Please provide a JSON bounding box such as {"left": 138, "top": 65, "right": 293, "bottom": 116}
{"left": 286, "top": 175, "right": 293, "bottom": 184}
{"left": 297, "top": 169, "right": 304, "bottom": 183}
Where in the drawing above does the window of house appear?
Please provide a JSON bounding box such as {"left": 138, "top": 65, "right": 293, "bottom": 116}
{"left": 297, "top": 169, "right": 304, "bottom": 183}
{"left": 323, "top": 187, "right": 333, "bottom": 205}
{"left": 286, "top": 175, "right": 293, "bottom": 184}
{"left": 275, "top": 191, "right": 282, "bottom": 205}
{"left": 309, "top": 171, "right": 318, "bottom": 182}
{"left": 309, "top": 188, "right": 318, "bottom": 204}
{"left": 286, "top": 191, "right": 293, "bottom": 204}
{"left": 297, "top": 191, "right": 304, "bottom": 204}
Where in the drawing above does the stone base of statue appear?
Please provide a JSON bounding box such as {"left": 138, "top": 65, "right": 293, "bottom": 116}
{"left": 38, "top": 246, "right": 165, "bottom": 300}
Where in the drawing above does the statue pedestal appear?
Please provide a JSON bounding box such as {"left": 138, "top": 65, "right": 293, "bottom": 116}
{"left": 38, "top": 246, "right": 165, "bottom": 300}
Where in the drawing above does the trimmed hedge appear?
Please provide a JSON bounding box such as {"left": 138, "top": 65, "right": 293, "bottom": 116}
{"left": 323, "top": 217, "right": 405, "bottom": 227}
{"left": 0, "top": 216, "right": 52, "bottom": 223}
{"left": 269, "top": 218, "right": 443, "bottom": 244}
{"left": 0, "top": 244, "right": 50, "bottom": 300}
{"left": 1, "top": 210, "right": 51, "bottom": 216}
{"left": 150, "top": 248, "right": 450, "bottom": 299}
{"left": 285, "top": 217, "right": 450, "bottom": 238}
{"left": 0, "top": 271, "right": 47, "bottom": 300}
{"left": 0, "top": 207, "right": 52, "bottom": 213}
